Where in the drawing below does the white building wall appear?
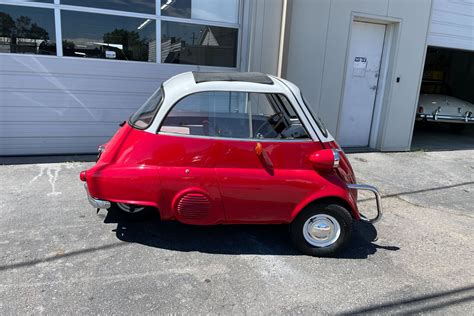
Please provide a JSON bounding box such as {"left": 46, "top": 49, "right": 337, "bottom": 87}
{"left": 428, "top": 0, "right": 474, "bottom": 51}
{"left": 284, "top": 0, "right": 432, "bottom": 151}
{"left": 246, "top": 0, "right": 283, "bottom": 75}
{"left": 382, "top": 0, "right": 433, "bottom": 150}
{"left": 284, "top": 0, "right": 331, "bottom": 117}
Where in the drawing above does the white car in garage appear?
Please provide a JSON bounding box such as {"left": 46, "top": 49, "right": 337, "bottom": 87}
{"left": 416, "top": 94, "right": 474, "bottom": 126}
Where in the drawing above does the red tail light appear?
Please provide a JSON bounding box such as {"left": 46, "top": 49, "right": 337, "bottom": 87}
{"left": 418, "top": 106, "right": 424, "bottom": 113}
{"left": 80, "top": 171, "right": 86, "bottom": 182}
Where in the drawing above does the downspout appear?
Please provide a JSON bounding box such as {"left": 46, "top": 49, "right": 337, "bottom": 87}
{"left": 277, "top": 0, "right": 288, "bottom": 77}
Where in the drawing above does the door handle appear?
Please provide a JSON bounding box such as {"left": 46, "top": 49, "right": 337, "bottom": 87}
{"left": 370, "top": 85, "right": 377, "bottom": 90}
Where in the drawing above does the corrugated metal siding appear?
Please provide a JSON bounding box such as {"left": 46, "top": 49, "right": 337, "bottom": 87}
{"left": 428, "top": 0, "right": 474, "bottom": 51}
{"left": 0, "top": 55, "right": 234, "bottom": 155}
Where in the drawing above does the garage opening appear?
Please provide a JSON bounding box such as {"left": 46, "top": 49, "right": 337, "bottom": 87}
{"left": 411, "top": 46, "right": 474, "bottom": 151}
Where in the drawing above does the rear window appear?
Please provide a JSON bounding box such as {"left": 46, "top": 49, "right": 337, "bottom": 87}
{"left": 129, "top": 87, "right": 163, "bottom": 129}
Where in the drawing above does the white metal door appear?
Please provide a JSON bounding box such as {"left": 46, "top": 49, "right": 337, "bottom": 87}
{"left": 338, "top": 21, "right": 386, "bottom": 147}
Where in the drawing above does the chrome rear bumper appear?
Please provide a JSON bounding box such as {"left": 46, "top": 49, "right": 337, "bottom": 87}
{"left": 347, "top": 183, "right": 382, "bottom": 224}
{"left": 417, "top": 113, "right": 474, "bottom": 123}
{"left": 84, "top": 184, "right": 111, "bottom": 209}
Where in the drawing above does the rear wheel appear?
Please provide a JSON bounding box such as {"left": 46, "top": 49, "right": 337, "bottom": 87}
{"left": 290, "top": 203, "right": 352, "bottom": 257}
{"left": 109, "top": 202, "right": 150, "bottom": 220}
{"left": 116, "top": 203, "right": 146, "bottom": 214}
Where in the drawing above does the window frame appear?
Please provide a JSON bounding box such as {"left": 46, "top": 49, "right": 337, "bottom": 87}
{"left": 300, "top": 92, "right": 329, "bottom": 138}
{"left": 0, "top": 0, "right": 242, "bottom": 68}
{"left": 157, "top": 90, "right": 313, "bottom": 142}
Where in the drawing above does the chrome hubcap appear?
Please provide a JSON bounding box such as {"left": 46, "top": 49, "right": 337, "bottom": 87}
{"left": 303, "top": 214, "right": 341, "bottom": 247}
{"left": 116, "top": 203, "right": 145, "bottom": 214}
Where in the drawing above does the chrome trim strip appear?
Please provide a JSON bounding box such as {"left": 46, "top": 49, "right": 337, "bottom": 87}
{"left": 347, "top": 183, "right": 382, "bottom": 224}
{"left": 84, "top": 184, "right": 111, "bottom": 209}
{"left": 157, "top": 131, "right": 314, "bottom": 142}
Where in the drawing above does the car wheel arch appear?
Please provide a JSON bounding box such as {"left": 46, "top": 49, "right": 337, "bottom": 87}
{"left": 291, "top": 195, "right": 359, "bottom": 222}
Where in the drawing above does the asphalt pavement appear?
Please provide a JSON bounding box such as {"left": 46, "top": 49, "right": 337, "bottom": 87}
{"left": 0, "top": 149, "right": 473, "bottom": 314}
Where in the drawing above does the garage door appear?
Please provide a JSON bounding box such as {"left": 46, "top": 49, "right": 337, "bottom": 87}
{"left": 428, "top": 0, "right": 474, "bottom": 51}
{"left": 0, "top": 56, "right": 242, "bottom": 156}
{"left": 0, "top": 56, "right": 197, "bottom": 156}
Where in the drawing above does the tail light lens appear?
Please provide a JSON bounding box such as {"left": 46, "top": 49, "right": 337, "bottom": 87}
{"left": 79, "top": 171, "right": 86, "bottom": 182}
{"left": 418, "top": 106, "right": 424, "bottom": 113}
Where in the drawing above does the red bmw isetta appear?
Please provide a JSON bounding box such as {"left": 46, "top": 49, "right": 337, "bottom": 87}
{"left": 80, "top": 72, "right": 382, "bottom": 257}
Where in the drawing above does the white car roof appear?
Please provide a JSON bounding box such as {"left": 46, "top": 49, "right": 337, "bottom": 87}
{"left": 162, "top": 71, "right": 292, "bottom": 96}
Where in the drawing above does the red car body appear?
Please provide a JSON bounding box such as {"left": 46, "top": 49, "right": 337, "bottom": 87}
{"left": 85, "top": 124, "right": 359, "bottom": 225}
{"left": 80, "top": 72, "right": 382, "bottom": 256}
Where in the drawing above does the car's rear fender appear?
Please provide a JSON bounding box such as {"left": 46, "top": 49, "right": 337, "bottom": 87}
{"left": 86, "top": 163, "right": 162, "bottom": 210}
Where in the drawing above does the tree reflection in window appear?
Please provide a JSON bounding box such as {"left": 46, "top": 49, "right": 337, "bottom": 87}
{"left": 103, "top": 29, "right": 149, "bottom": 61}
{"left": 0, "top": 5, "right": 56, "bottom": 55}
{"left": 61, "top": 11, "right": 156, "bottom": 62}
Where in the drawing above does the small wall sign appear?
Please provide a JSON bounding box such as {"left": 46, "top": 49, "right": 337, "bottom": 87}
{"left": 353, "top": 57, "right": 367, "bottom": 77}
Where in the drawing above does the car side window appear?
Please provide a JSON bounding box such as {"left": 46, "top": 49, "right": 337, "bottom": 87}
{"left": 160, "top": 91, "right": 309, "bottom": 140}
{"left": 160, "top": 91, "right": 250, "bottom": 138}
{"left": 251, "top": 93, "right": 310, "bottom": 140}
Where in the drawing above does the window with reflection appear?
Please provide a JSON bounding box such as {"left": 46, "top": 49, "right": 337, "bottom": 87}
{"left": 161, "top": 0, "right": 239, "bottom": 23}
{"left": 61, "top": 11, "right": 156, "bottom": 62}
{"left": 0, "top": 5, "right": 56, "bottom": 55}
{"left": 161, "top": 21, "right": 237, "bottom": 67}
{"left": 61, "top": 0, "right": 155, "bottom": 14}
{"left": 160, "top": 91, "right": 250, "bottom": 138}
{"left": 160, "top": 91, "right": 309, "bottom": 140}
{"left": 161, "top": 0, "right": 191, "bottom": 18}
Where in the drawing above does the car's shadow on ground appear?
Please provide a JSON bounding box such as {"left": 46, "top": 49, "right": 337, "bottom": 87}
{"left": 103, "top": 209, "right": 399, "bottom": 259}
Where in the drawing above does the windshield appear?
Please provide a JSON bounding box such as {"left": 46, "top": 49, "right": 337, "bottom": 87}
{"left": 129, "top": 86, "right": 163, "bottom": 129}
{"left": 301, "top": 93, "right": 328, "bottom": 138}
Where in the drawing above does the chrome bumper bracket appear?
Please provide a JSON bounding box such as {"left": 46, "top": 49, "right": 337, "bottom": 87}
{"left": 347, "top": 183, "right": 382, "bottom": 224}
{"left": 84, "top": 184, "right": 111, "bottom": 209}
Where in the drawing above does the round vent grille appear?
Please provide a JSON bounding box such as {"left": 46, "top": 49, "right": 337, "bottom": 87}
{"left": 177, "top": 193, "right": 211, "bottom": 219}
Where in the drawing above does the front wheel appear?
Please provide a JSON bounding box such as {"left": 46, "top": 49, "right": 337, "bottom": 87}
{"left": 290, "top": 203, "right": 353, "bottom": 257}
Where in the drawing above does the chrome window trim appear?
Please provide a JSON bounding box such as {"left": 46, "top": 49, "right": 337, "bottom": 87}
{"left": 157, "top": 131, "right": 314, "bottom": 143}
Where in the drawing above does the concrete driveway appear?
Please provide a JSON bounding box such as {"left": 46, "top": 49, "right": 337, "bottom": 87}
{"left": 0, "top": 150, "right": 473, "bottom": 314}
